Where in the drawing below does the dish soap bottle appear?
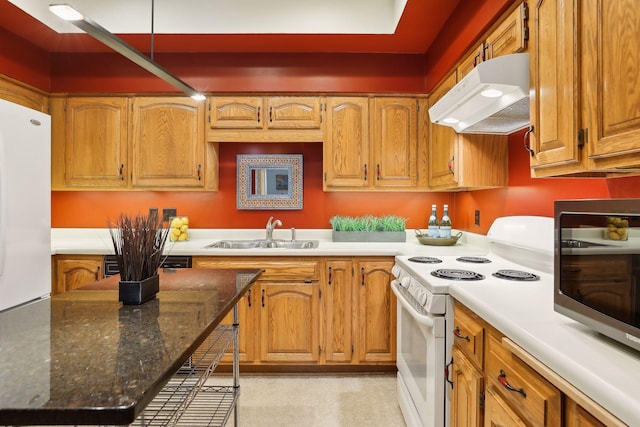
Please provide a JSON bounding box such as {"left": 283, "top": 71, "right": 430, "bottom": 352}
{"left": 428, "top": 205, "right": 439, "bottom": 238}
{"left": 439, "top": 205, "right": 452, "bottom": 238}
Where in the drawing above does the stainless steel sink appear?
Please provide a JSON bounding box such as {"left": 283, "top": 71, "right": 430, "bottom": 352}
{"left": 205, "top": 239, "right": 319, "bottom": 249}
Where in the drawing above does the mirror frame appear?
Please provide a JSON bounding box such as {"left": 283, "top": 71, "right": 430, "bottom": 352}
{"left": 236, "top": 154, "right": 303, "bottom": 210}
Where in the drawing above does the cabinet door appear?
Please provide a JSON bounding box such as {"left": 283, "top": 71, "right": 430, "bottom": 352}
{"left": 371, "top": 97, "right": 418, "bottom": 188}
{"left": 266, "top": 97, "right": 322, "bottom": 129}
{"left": 323, "top": 97, "right": 370, "bottom": 189}
{"left": 483, "top": 386, "right": 528, "bottom": 427}
{"left": 323, "top": 259, "right": 354, "bottom": 363}
{"left": 355, "top": 259, "right": 396, "bottom": 363}
{"left": 451, "top": 347, "right": 484, "bottom": 427}
{"left": 64, "top": 97, "right": 129, "bottom": 188}
{"left": 259, "top": 283, "right": 320, "bottom": 363}
{"left": 54, "top": 256, "right": 103, "bottom": 295}
{"left": 457, "top": 43, "right": 485, "bottom": 81}
{"left": 485, "top": 3, "right": 527, "bottom": 59}
{"left": 583, "top": 0, "right": 640, "bottom": 168}
{"left": 565, "top": 398, "right": 607, "bottom": 427}
{"left": 208, "top": 97, "right": 264, "bottom": 129}
{"left": 530, "top": 0, "right": 583, "bottom": 175}
{"left": 428, "top": 72, "right": 459, "bottom": 189}
{"left": 219, "top": 290, "right": 257, "bottom": 363}
{"left": 130, "top": 97, "right": 205, "bottom": 188}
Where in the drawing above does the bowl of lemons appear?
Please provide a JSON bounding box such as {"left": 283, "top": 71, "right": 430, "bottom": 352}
{"left": 169, "top": 216, "right": 190, "bottom": 242}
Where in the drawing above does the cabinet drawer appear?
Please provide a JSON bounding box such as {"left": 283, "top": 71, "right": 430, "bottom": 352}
{"left": 486, "top": 331, "right": 561, "bottom": 427}
{"left": 192, "top": 257, "right": 320, "bottom": 282}
{"left": 453, "top": 301, "right": 485, "bottom": 369}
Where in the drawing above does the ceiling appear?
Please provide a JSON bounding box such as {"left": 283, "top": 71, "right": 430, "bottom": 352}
{"left": 1, "top": 0, "right": 462, "bottom": 54}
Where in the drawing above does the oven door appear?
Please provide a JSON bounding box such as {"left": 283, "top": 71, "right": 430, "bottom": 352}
{"left": 391, "top": 280, "right": 448, "bottom": 427}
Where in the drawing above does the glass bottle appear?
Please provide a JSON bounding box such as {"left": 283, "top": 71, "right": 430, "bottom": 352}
{"left": 439, "top": 205, "right": 452, "bottom": 238}
{"left": 428, "top": 205, "right": 439, "bottom": 238}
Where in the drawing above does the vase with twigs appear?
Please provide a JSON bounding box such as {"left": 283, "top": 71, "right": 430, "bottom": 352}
{"left": 109, "top": 212, "right": 170, "bottom": 305}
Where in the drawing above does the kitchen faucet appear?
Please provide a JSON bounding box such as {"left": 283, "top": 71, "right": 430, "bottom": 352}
{"left": 265, "top": 216, "right": 282, "bottom": 241}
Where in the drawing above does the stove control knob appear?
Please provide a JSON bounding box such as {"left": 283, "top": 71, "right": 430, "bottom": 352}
{"left": 400, "top": 276, "right": 411, "bottom": 289}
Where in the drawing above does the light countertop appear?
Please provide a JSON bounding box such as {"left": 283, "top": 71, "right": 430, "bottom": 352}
{"left": 51, "top": 228, "right": 490, "bottom": 257}
{"left": 450, "top": 276, "right": 640, "bottom": 426}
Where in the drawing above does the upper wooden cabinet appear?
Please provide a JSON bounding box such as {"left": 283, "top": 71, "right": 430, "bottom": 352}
{"left": 323, "top": 97, "right": 370, "bottom": 189}
{"left": 207, "top": 96, "right": 323, "bottom": 142}
{"left": 324, "top": 96, "right": 424, "bottom": 191}
{"left": 428, "top": 73, "right": 508, "bottom": 190}
{"left": 0, "top": 75, "right": 49, "bottom": 113}
{"left": 57, "top": 97, "right": 129, "bottom": 188}
{"left": 530, "top": 0, "right": 640, "bottom": 177}
{"left": 457, "top": 3, "right": 528, "bottom": 80}
{"left": 52, "top": 96, "right": 217, "bottom": 191}
{"left": 130, "top": 97, "right": 205, "bottom": 188}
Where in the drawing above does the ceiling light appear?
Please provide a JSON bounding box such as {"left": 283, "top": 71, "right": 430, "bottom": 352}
{"left": 48, "top": 3, "right": 205, "bottom": 101}
{"left": 442, "top": 118, "right": 459, "bottom": 124}
{"left": 49, "top": 4, "right": 83, "bottom": 21}
{"left": 481, "top": 88, "right": 503, "bottom": 98}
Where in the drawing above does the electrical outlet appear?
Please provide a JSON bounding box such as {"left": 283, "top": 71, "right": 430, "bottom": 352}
{"left": 474, "top": 210, "right": 480, "bottom": 226}
{"left": 162, "top": 208, "right": 177, "bottom": 222}
{"left": 149, "top": 208, "right": 158, "bottom": 218}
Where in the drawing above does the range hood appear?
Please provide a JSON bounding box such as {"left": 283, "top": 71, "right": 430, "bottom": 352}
{"left": 428, "top": 53, "right": 530, "bottom": 135}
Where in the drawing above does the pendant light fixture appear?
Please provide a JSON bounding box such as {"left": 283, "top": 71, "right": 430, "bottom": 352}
{"left": 49, "top": 3, "right": 205, "bottom": 101}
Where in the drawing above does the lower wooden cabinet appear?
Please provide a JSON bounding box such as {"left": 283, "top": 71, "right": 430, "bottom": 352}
{"left": 193, "top": 256, "right": 395, "bottom": 367}
{"left": 452, "top": 300, "right": 625, "bottom": 426}
{"left": 52, "top": 255, "right": 104, "bottom": 295}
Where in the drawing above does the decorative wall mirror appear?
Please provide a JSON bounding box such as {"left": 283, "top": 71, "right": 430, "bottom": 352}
{"left": 236, "top": 154, "right": 303, "bottom": 210}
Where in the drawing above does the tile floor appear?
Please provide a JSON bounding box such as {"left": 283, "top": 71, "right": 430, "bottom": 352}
{"left": 214, "top": 374, "right": 407, "bottom": 427}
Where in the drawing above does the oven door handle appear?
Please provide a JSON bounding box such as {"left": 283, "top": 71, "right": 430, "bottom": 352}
{"left": 391, "top": 282, "right": 435, "bottom": 328}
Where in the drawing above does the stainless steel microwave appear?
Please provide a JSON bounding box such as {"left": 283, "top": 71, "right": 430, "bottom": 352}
{"left": 554, "top": 199, "right": 640, "bottom": 352}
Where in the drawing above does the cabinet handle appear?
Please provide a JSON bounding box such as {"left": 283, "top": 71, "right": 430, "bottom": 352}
{"left": 453, "top": 327, "right": 470, "bottom": 342}
{"left": 118, "top": 164, "right": 125, "bottom": 180}
{"left": 448, "top": 156, "right": 455, "bottom": 176}
{"left": 247, "top": 289, "right": 252, "bottom": 307}
{"left": 257, "top": 106, "right": 261, "bottom": 123}
{"left": 376, "top": 164, "right": 381, "bottom": 180}
{"left": 328, "top": 266, "right": 332, "bottom": 285}
{"left": 363, "top": 164, "right": 368, "bottom": 181}
{"left": 269, "top": 106, "right": 273, "bottom": 122}
{"left": 95, "top": 266, "right": 100, "bottom": 281}
{"left": 197, "top": 164, "right": 202, "bottom": 181}
{"left": 524, "top": 125, "right": 535, "bottom": 157}
{"left": 483, "top": 44, "right": 490, "bottom": 61}
{"left": 498, "top": 369, "right": 527, "bottom": 398}
{"left": 261, "top": 288, "right": 265, "bottom": 307}
{"left": 361, "top": 267, "right": 365, "bottom": 286}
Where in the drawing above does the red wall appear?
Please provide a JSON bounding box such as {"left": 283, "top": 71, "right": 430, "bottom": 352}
{"left": 51, "top": 143, "right": 454, "bottom": 229}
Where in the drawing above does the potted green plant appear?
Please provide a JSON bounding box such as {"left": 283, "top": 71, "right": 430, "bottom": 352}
{"left": 330, "top": 215, "right": 407, "bottom": 242}
{"left": 108, "top": 212, "right": 170, "bottom": 305}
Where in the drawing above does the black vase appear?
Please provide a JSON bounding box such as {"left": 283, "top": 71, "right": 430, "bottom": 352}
{"left": 119, "top": 274, "right": 160, "bottom": 305}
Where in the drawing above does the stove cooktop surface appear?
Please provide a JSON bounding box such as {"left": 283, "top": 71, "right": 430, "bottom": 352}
{"left": 394, "top": 253, "right": 550, "bottom": 295}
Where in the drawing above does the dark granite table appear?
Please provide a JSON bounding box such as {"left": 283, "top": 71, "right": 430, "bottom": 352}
{"left": 0, "top": 268, "right": 261, "bottom": 426}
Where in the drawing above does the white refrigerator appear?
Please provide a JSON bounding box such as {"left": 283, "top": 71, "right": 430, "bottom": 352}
{"left": 0, "top": 98, "right": 51, "bottom": 312}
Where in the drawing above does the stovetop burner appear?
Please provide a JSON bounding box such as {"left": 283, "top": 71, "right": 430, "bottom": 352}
{"left": 431, "top": 269, "right": 485, "bottom": 281}
{"left": 456, "top": 256, "right": 492, "bottom": 264}
{"left": 408, "top": 256, "right": 443, "bottom": 264}
{"left": 492, "top": 269, "right": 540, "bottom": 281}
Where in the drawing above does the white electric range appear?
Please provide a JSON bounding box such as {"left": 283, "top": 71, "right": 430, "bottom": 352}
{"left": 391, "top": 216, "right": 554, "bottom": 427}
